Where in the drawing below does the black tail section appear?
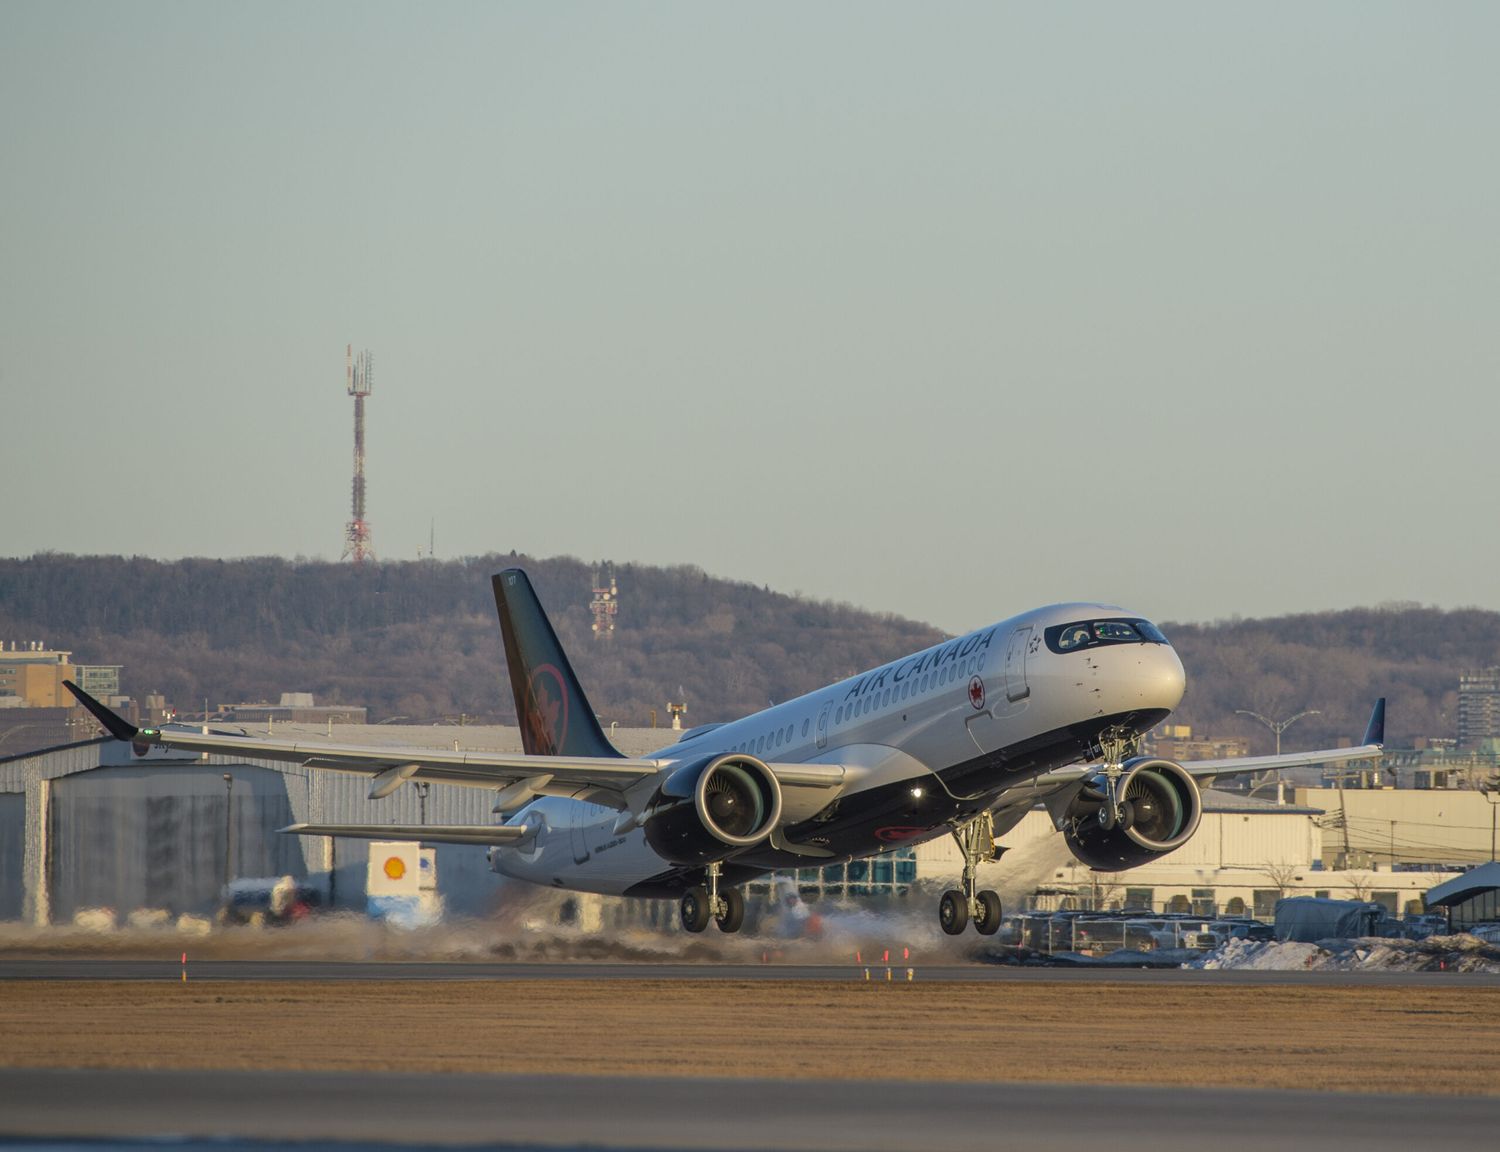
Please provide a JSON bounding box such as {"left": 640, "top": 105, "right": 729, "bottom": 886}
{"left": 492, "top": 569, "right": 623, "bottom": 759}
{"left": 1363, "top": 698, "right": 1386, "bottom": 747}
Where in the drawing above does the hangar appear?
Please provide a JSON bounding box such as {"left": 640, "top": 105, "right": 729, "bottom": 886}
{"left": 1424, "top": 861, "right": 1500, "bottom": 932}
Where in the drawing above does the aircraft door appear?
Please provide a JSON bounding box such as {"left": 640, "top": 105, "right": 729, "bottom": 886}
{"left": 570, "top": 804, "right": 592, "bottom": 865}
{"left": 816, "top": 703, "right": 830, "bottom": 749}
{"left": 1004, "top": 626, "right": 1032, "bottom": 702}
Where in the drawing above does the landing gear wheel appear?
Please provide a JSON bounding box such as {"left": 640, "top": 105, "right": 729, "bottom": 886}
{"left": 939, "top": 889, "right": 968, "bottom": 935}
{"left": 715, "top": 887, "right": 745, "bottom": 933}
{"left": 680, "top": 886, "right": 711, "bottom": 933}
{"left": 1115, "top": 799, "right": 1136, "bottom": 832}
{"left": 973, "top": 890, "right": 1002, "bottom": 936}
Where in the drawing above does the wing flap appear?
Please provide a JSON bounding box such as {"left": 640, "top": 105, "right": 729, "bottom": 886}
{"left": 281, "top": 823, "right": 533, "bottom": 847}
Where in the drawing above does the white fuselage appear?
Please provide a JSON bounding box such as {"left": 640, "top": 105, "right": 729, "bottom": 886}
{"left": 489, "top": 602, "right": 1186, "bottom": 896}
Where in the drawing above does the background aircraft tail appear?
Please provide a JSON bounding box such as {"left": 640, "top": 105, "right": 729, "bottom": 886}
{"left": 492, "top": 569, "right": 623, "bottom": 758}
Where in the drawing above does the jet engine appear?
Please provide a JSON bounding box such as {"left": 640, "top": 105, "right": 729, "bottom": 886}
{"left": 642, "top": 754, "right": 783, "bottom": 865}
{"left": 1062, "top": 757, "right": 1201, "bottom": 870}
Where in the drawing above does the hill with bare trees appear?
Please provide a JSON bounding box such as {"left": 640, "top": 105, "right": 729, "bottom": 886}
{"left": 2, "top": 555, "right": 1495, "bottom": 750}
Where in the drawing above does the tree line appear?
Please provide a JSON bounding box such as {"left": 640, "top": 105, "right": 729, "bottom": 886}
{"left": 2, "top": 554, "right": 1495, "bottom": 748}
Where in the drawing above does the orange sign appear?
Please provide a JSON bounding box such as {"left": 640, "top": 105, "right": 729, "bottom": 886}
{"left": 383, "top": 856, "right": 407, "bottom": 881}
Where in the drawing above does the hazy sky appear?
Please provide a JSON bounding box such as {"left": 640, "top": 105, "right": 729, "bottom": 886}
{"left": 3, "top": 2, "right": 1496, "bottom": 633}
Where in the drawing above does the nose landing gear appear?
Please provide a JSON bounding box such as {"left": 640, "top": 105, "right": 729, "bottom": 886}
{"left": 940, "top": 811, "right": 1003, "bottom": 936}
{"left": 1092, "top": 727, "right": 1139, "bottom": 832}
{"left": 681, "top": 861, "right": 745, "bottom": 933}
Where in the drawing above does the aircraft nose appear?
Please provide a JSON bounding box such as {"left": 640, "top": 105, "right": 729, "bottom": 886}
{"left": 1149, "top": 645, "right": 1187, "bottom": 712}
{"left": 1094, "top": 642, "right": 1186, "bottom": 715}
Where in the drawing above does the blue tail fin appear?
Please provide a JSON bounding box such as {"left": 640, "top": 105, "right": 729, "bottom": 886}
{"left": 492, "top": 569, "right": 622, "bottom": 758}
{"left": 1362, "top": 698, "right": 1386, "bottom": 747}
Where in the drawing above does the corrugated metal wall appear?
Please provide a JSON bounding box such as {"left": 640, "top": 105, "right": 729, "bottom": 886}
{"left": 0, "top": 792, "right": 22, "bottom": 920}
{"left": 303, "top": 768, "right": 498, "bottom": 916}
{"left": 48, "top": 763, "right": 308, "bottom": 920}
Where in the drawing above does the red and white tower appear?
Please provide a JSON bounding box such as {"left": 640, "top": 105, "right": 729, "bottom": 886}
{"left": 342, "top": 345, "right": 375, "bottom": 564}
{"left": 590, "top": 565, "right": 618, "bottom": 639}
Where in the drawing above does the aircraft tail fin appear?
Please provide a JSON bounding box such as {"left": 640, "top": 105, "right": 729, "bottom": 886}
{"left": 1362, "top": 697, "right": 1386, "bottom": 748}
{"left": 492, "top": 569, "right": 623, "bottom": 759}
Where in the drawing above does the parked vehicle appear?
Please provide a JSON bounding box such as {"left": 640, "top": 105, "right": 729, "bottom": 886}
{"left": 1401, "top": 913, "right": 1449, "bottom": 940}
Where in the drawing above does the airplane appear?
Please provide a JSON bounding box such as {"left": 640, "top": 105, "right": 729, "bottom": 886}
{"left": 64, "top": 569, "right": 1385, "bottom": 936}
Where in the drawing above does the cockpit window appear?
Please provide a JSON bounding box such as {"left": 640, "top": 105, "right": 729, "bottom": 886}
{"left": 1135, "top": 620, "right": 1168, "bottom": 645}
{"left": 1045, "top": 617, "right": 1169, "bottom": 654}
{"left": 1056, "top": 624, "right": 1094, "bottom": 651}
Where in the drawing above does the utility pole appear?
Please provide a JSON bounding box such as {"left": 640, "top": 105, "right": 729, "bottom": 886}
{"left": 1481, "top": 775, "right": 1500, "bottom": 863}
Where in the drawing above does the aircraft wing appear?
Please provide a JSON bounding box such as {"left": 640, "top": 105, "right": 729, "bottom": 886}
{"left": 1175, "top": 696, "right": 1385, "bottom": 781}
{"left": 996, "top": 698, "right": 1386, "bottom": 803}
{"left": 64, "top": 681, "right": 844, "bottom": 811}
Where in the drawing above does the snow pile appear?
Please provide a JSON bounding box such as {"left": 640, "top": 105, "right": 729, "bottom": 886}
{"left": 1193, "top": 938, "right": 1323, "bottom": 970}
{"left": 1190, "top": 932, "right": 1500, "bottom": 974}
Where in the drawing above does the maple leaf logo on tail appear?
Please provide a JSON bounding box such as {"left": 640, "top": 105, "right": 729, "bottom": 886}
{"left": 525, "top": 665, "right": 570, "bottom": 755}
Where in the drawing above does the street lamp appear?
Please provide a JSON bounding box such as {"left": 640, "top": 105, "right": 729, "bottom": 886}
{"left": 415, "top": 781, "right": 430, "bottom": 826}
{"left": 1235, "top": 708, "right": 1321, "bottom": 756}
{"left": 1236, "top": 709, "right": 1320, "bottom": 802}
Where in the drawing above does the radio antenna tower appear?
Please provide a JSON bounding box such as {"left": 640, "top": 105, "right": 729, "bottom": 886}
{"left": 590, "top": 564, "right": 619, "bottom": 639}
{"left": 342, "top": 345, "right": 375, "bottom": 564}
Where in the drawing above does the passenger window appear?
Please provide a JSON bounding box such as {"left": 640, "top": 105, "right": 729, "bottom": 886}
{"left": 802, "top": 719, "right": 810, "bottom": 737}
{"left": 882, "top": 689, "right": 891, "bottom": 708}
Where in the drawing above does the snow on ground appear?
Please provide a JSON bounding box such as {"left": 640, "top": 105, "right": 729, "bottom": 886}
{"left": 1190, "top": 933, "right": 1500, "bottom": 974}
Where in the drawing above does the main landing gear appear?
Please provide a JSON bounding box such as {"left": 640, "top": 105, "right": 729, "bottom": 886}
{"left": 681, "top": 861, "right": 745, "bottom": 934}
{"left": 939, "top": 811, "right": 1003, "bottom": 936}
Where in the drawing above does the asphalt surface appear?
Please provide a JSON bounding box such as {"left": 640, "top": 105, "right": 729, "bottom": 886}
{"left": 3, "top": 1067, "right": 1496, "bottom": 1152}
{"left": 1, "top": 958, "right": 1497, "bottom": 985}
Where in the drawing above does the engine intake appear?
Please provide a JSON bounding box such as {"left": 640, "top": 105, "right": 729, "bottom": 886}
{"left": 643, "top": 754, "right": 783, "bottom": 865}
{"left": 1062, "top": 757, "right": 1201, "bottom": 870}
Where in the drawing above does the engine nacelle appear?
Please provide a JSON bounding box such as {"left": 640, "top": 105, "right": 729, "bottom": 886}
{"left": 642, "top": 754, "right": 783, "bottom": 865}
{"left": 1062, "top": 757, "right": 1202, "bottom": 871}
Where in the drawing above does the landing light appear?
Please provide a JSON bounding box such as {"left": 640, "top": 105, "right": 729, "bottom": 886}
{"left": 911, "top": 787, "right": 924, "bottom": 798}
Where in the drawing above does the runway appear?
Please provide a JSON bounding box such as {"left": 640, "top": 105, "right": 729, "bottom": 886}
{"left": 2, "top": 957, "right": 1497, "bottom": 985}
{"left": 3, "top": 1067, "right": 1498, "bottom": 1152}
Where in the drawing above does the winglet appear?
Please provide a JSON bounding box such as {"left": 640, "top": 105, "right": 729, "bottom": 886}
{"left": 63, "top": 679, "right": 139, "bottom": 742}
{"left": 1362, "top": 698, "right": 1386, "bottom": 748}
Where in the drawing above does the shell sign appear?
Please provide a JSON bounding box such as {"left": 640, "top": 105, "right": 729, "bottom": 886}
{"left": 383, "top": 855, "right": 407, "bottom": 881}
